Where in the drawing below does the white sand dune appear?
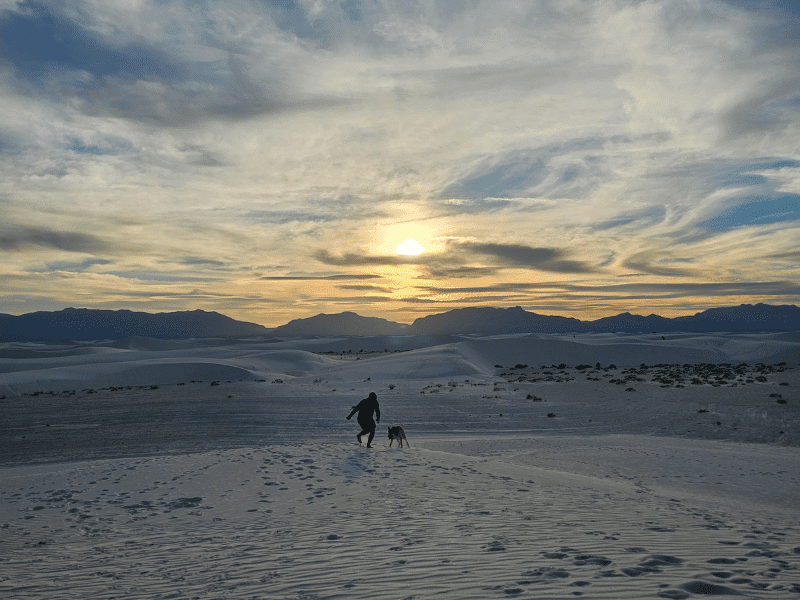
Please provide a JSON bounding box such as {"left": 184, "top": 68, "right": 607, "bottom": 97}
{"left": 456, "top": 332, "right": 800, "bottom": 372}
{"left": 0, "top": 331, "right": 796, "bottom": 394}
{"left": 1, "top": 332, "right": 798, "bottom": 599}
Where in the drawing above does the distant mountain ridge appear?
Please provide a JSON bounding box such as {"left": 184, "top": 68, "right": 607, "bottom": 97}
{"left": 0, "top": 308, "right": 270, "bottom": 342}
{"left": 406, "top": 304, "right": 800, "bottom": 335}
{"left": 263, "top": 304, "right": 800, "bottom": 337}
{"left": 269, "top": 311, "right": 403, "bottom": 337}
{"left": 0, "top": 303, "right": 798, "bottom": 342}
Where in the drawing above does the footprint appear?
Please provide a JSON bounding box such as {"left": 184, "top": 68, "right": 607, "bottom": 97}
{"left": 680, "top": 580, "right": 742, "bottom": 595}
{"left": 573, "top": 555, "right": 612, "bottom": 566}
{"left": 484, "top": 540, "right": 506, "bottom": 552}
{"left": 656, "top": 590, "right": 690, "bottom": 599}
{"left": 641, "top": 555, "right": 684, "bottom": 567}
{"left": 707, "top": 558, "right": 740, "bottom": 564}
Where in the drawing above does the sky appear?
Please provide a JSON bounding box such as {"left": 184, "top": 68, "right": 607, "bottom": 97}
{"left": 1, "top": 0, "right": 799, "bottom": 327}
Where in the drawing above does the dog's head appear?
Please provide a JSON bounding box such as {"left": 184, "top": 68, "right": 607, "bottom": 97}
{"left": 387, "top": 426, "right": 401, "bottom": 438}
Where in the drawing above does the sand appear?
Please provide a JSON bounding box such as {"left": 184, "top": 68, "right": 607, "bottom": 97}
{"left": 1, "top": 331, "right": 798, "bottom": 598}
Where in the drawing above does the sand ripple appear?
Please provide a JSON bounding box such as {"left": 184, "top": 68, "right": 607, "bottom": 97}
{"left": 2, "top": 442, "right": 798, "bottom": 599}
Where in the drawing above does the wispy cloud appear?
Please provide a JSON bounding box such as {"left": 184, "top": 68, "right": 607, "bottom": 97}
{"left": 312, "top": 250, "right": 411, "bottom": 267}
{"left": 621, "top": 252, "right": 698, "bottom": 278}
{"left": 260, "top": 273, "right": 383, "bottom": 281}
{"left": 0, "top": 227, "right": 109, "bottom": 253}
{"left": 455, "top": 242, "right": 599, "bottom": 274}
{"left": 41, "top": 258, "right": 113, "bottom": 273}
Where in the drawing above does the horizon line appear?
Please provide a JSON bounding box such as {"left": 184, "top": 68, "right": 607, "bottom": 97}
{"left": 3, "top": 301, "right": 799, "bottom": 330}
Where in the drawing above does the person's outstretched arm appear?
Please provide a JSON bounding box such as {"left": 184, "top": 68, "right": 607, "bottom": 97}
{"left": 346, "top": 402, "right": 361, "bottom": 420}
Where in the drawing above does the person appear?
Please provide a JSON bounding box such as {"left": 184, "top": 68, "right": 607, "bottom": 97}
{"left": 346, "top": 392, "right": 380, "bottom": 447}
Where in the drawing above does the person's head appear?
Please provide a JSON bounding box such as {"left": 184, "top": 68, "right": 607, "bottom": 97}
{"left": 368, "top": 392, "right": 377, "bottom": 400}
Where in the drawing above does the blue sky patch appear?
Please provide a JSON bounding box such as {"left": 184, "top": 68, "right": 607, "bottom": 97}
{"left": 0, "top": 2, "right": 180, "bottom": 80}
{"left": 42, "top": 258, "right": 112, "bottom": 273}
{"left": 662, "top": 157, "right": 800, "bottom": 194}
{"left": 67, "top": 136, "right": 134, "bottom": 156}
{"left": 700, "top": 194, "right": 800, "bottom": 230}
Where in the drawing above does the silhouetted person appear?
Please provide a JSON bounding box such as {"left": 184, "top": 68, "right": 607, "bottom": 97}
{"left": 347, "top": 392, "right": 380, "bottom": 448}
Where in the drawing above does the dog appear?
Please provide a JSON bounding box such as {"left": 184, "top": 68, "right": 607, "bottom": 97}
{"left": 387, "top": 425, "right": 409, "bottom": 448}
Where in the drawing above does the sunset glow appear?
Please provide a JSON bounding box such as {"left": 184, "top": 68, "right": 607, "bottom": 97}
{"left": 0, "top": 1, "right": 797, "bottom": 327}
{"left": 396, "top": 239, "right": 425, "bottom": 256}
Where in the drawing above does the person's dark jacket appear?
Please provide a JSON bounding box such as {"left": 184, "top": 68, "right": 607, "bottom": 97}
{"left": 347, "top": 395, "right": 380, "bottom": 427}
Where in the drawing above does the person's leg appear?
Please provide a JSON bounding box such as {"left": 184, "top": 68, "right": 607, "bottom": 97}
{"left": 358, "top": 418, "right": 375, "bottom": 446}
{"left": 357, "top": 428, "right": 369, "bottom": 444}
{"left": 366, "top": 427, "right": 375, "bottom": 447}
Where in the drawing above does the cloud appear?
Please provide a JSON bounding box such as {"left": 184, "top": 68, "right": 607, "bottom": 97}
{"left": 180, "top": 257, "right": 227, "bottom": 268}
{"left": 414, "top": 282, "right": 537, "bottom": 295}
{"left": 594, "top": 207, "right": 667, "bottom": 231}
{"left": 414, "top": 279, "right": 800, "bottom": 303}
{"left": 107, "top": 271, "right": 213, "bottom": 283}
{"left": 0, "top": 227, "right": 109, "bottom": 253}
{"left": 434, "top": 198, "right": 518, "bottom": 216}
{"left": 440, "top": 137, "right": 620, "bottom": 201}
{"left": 421, "top": 264, "right": 500, "bottom": 279}
{"left": 245, "top": 210, "right": 351, "bottom": 225}
{"left": 312, "top": 243, "right": 597, "bottom": 275}
{"left": 621, "top": 252, "right": 698, "bottom": 278}
{"left": 768, "top": 249, "right": 800, "bottom": 261}
{"left": 0, "top": 1, "right": 345, "bottom": 126}
{"left": 260, "top": 273, "right": 383, "bottom": 281}
{"left": 656, "top": 157, "right": 800, "bottom": 198}
{"left": 70, "top": 54, "right": 308, "bottom": 126}
{"left": 455, "top": 242, "right": 598, "bottom": 274}
{"left": 718, "top": 79, "right": 800, "bottom": 141}
{"left": 337, "top": 284, "right": 392, "bottom": 293}
{"left": 312, "top": 250, "right": 410, "bottom": 267}
{"left": 0, "top": 129, "right": 22, "bottom": 154}
{"left": 42, "top": 258, "right": 113, "bottom": 272}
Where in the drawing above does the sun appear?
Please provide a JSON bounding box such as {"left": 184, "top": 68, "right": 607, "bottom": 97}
{"left": 396, "top": 238, "right": 425, "bottom": 255}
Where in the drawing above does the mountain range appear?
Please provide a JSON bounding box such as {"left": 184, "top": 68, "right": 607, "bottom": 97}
{"left": 1, "top": 303, "right": 799, "bottom": 342}
{"left": 0, "top": 308, "right": 270, "bottom": 342}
